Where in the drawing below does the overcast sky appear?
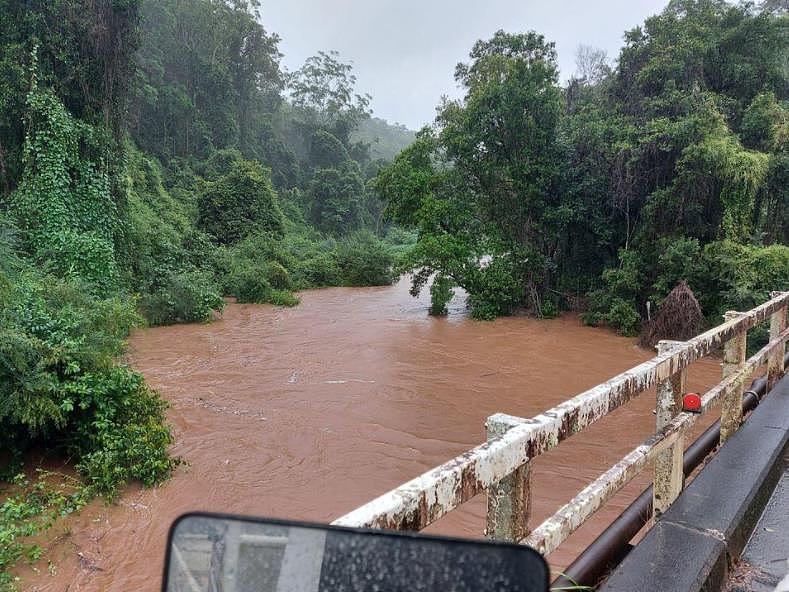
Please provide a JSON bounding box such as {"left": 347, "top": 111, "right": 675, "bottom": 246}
{"left": 260, "top": 1, "right": 670, "bottom": 130}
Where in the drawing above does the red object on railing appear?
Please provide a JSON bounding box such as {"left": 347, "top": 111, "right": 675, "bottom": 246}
{"left": 683, "top": 393, "right": 702, "bottom": 413}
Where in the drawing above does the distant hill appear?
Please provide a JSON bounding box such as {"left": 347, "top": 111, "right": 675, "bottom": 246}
{"left": 353, "top": 117, "right": 416, "bottom": 162}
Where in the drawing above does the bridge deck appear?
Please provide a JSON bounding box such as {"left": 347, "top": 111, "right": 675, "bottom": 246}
{"left": 727, "top": 463, "right": 789, "bottom": 591}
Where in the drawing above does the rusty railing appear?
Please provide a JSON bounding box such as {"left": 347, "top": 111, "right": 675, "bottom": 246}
{"left": 332, "top": 291, "right": 789, "bottom": 557}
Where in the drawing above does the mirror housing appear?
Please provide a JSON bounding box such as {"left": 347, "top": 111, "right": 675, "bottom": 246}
{"left": 163, "top": 512, "right": 549, "bottom": 591}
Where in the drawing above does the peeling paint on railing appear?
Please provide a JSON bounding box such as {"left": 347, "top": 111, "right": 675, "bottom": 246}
{"left": 524, "top": 324, "right": 789, "bottom": 555}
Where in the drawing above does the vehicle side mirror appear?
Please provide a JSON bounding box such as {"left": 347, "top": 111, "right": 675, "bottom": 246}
{"left": 163, "top": 512, "right": 549, "bottom": 591}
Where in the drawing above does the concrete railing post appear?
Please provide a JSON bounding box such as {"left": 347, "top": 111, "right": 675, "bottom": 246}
{"left": 485, "top": 416, "right": 531, "bottom": 542}
{"left": 653, "top": 340, "right": 687, "bottom": 519}
{"left": 222, "top": 521, "right": 241, "bottom": 592}
{"left": 767, "top": 292, "right": 787, "bottom": 391}
{"left": 721, "top": 311, "right": 748, "bottom": 444}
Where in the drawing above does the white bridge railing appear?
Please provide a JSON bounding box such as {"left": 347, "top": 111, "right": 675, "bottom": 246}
{"left": 332, "top": 291, "right": 789, "bottom": 556}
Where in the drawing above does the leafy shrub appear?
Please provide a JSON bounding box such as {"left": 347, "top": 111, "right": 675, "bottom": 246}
{"left": 219, "top": 234, "right": 282, "bottom": 303}
{"left": 290, "top": 252, "right": 341, "bottom": 287}
{"left": 40, "top": 230, "right": 120, "bottom": 295}
{"left": 140, "top": 271, "right": 224, "bottom": 325}
{"left": 585, "top": 239, "right": 789, "bottom": 337}
{"left": 124, "top": 148, "right": 228, "bottom": 328}
{"left": 125, "top": 196, "right": 183, "bottom": 292}
{"left": 538, "top": 298, "right": 560, "bottom": 319}
{"left": 229, "top": 232, "right": 294, "bottom": 268}
{"left": 0, "top": 473, "right": 90, "bottom": 591}
{"left": 651, "top": 237, "right": 701, "bottom": 300}
{"left": 583, "top": 249, "right": 647, "bottom": 334}
{"left": 224, "top": 259, "right": 300, "bottom": 307}
{"left": 268, "top": 290, "right": 300, "bottom": 307}
{"left": 691, "top": 240, "right": 789, "bottom": 322}
{"left": 226, "top": 262, "right": 273, "bottom": 304}
{"left": 467, "top": 256, "right": 524, "bottom": 320}
{"left": 606, "top": 298, "right": 643, "bottom": 336}
{"left": 223, "top": 234, "right": 294, "bottom": 304}
{"left": 181, "top": 229, "right": 224, "bottom": 272}
{"left": 123, "top": 145, "right": 194, "bottom": 275}
{"left": 220, "top": 228, "right": 396, "bottom": 302}
{"left": 265, "top": 262, "right": 293, "bottom": 291}
{"left": 70, "top": 368, "right": 178, "bottom": 498}
{"left": 0, "top": 271, "right": 178, "bottom": 497}
{"left": 429, "top": 274, "right": 454, "bottom": 316}
{"left": 335, "top": 231, "right": 393, "bottom": 286}
{"left": 277, "top": 188, "right": 309, "bottom": 228}
{"left": 272, "top": 234, "right": 341, "bottom": 288}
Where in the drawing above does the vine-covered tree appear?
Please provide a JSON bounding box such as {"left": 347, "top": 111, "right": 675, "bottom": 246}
{"left": 581, "top": 0, "right": 788, "bottom": 333}
{"left": 198, "top": 160, "right": 284, "bottom": 245}
{"left": 0, "top": 0, "right": 142, "bottom": 195}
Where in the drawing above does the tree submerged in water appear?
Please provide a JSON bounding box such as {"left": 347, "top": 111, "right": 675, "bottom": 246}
{"left": 640, "top": 281, "right": 703, "bottom": 348}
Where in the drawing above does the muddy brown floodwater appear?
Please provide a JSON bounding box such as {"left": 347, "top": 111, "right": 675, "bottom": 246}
{"left": 21, "top": 279, "right": 723, "bottom": 591}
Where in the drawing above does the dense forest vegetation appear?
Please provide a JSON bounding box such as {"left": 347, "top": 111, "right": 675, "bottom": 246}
{"left": 0, "top": 0, "right": 411, "bottom": 586}
{"left": 380, "top": 0, "right": 787, "bottom": 327}
{"left": 0, "top": 0, "right": 787, "bottom": 587}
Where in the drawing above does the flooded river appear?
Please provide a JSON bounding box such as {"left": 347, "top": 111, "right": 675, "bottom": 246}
{"left": 22, "top": 280, "right": 722, "bottom": 590}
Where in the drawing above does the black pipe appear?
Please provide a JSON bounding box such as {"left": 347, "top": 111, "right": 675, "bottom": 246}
{"left": 552, "top": 353, "right": 788, "bottom": 590}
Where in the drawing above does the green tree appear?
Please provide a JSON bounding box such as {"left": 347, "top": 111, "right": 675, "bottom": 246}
{"left": 289, "top": 50, "right": 372, "bottom": 142}
{"left": 377, "top": 129, "right": 512, "bottom": 317}
{"left": 378, "top": 32, "right": 567, "bottom": 316}
{"left": 131, "top": 0, "right": 283, "bottom": 161}
{"left": 442, "top": 31, "right": 567, "bottom": 307}
{"left": 309, "top": 130, "right": 351, "bottom": 169}
{"left": 198, "top": 160, "right": 284, "bottom": 245}
{"left": 309, "top": 164, "right": 365, "bottom": 234}
{"left": 579, "top": 0, "right": 787, "bottom": 332}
